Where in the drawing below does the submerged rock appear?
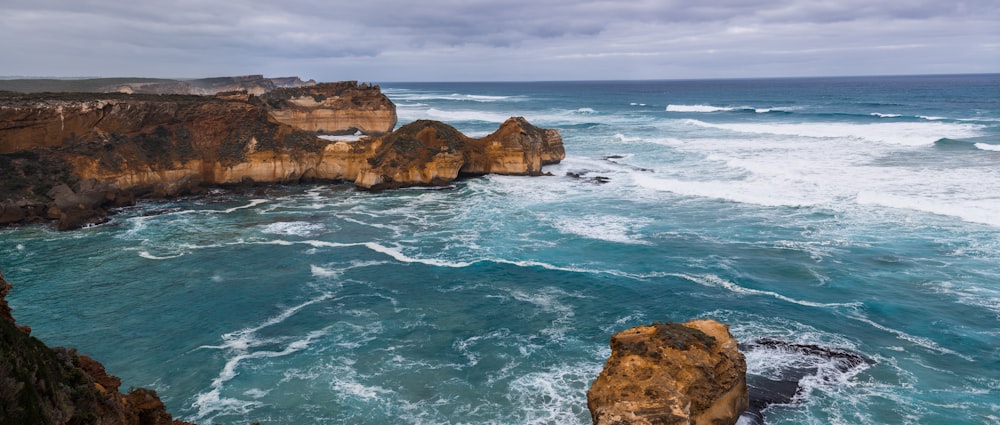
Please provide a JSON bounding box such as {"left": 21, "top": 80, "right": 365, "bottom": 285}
{"left": 587, "top": 319, "right": 748, "bottom": 425}
{"left": 737, "top": 338, "right": 874, "bottom": 424}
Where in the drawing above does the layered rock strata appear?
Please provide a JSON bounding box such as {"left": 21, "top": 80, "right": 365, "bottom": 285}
{"left": 0, "top": 269, "right": 200, "bottom": 425}
{"left": 587, "top": 319, "right": 748, "bottom": 425}
{"left": 0, "top": 90, "right": 563, "bottom": 229}
{"left": 262, "top": 81, "right": 397, "bottom": 135}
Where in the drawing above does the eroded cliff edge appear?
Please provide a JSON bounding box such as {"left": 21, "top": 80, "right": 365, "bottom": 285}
{"left": 0, "top": 269, "right": 200, "bottom": 425}
{"left": 0, "top": 86, "right": 563, "bottom": 229}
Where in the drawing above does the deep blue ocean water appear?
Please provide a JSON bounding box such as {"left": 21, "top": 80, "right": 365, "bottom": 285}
{"left": 2, "top": 75, "right": 999, "bottom": 424}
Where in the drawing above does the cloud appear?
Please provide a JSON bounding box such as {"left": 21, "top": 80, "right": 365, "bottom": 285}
{"left": 0, "top": 0, "right": 996, "bottom": 80}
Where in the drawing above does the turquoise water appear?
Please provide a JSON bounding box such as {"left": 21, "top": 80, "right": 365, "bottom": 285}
{"left": 3, "top": 75, "right": 999, "bottom": 424}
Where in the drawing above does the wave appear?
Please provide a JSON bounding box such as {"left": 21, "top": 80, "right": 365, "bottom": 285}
{"left": 383, "top": 89, "right": 522, "bottom": 103}
{"left": 870, "top": 112, "right": 902, "bottom": 118}
{"left": 666, "top": 104, "right": 736, "bottom": 113}
{"left": 666, "top": 104, "right": 797, "bottom": 114}
{"left": 844, "top": 309, "right": 973, "bottom": 361}
{"left": 974, "top": 143, "right": 1000, "bottom": 152}
{"left": 507, "top": 361, "right": 604, "bottom": 424}
{"left": 632, "top": 173, "right": 822, "bottom": 207}
{"left": 856, "top": 191, "right": 1000, "bottom": 227}
{"left": 550, "top": 214, "right": 652, "bottom": 245}
{"left": 260, "top": 221, "right": 325, "bottom": 237}
{"left": 682, "top": 119, "right": 984, "bottom": 146}
{"left": 672, "top": 273, "right": 862, "bottom": 308}
{"left": 191, "top": 292, "right": 337, "bottom": 421}
{"left": 138, "top": 251, "right": 185, "bottom": 260}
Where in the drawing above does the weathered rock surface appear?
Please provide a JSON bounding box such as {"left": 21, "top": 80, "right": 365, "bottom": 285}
{"left": 0, "top": 269, "right": 200, "bottom": 425}
{"left": 0, "top": 90, "right": 563, "bottom": 229}
{"left": 262, "top": 81, "right": 397, "bottom": 135}
{"left": 587, "top": 319, "right": 748, "bottom": 425}
{"left": 356, "top": 117, "right": 564, "bottom": 190}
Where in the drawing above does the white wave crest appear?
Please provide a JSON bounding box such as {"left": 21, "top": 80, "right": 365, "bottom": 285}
{"left": 845, "top": 309, "right": 973, "bottom": 361}
{"left": 191, "top": 293, "right": 336, "bottom": 421}
{"left": 551, "top": 214, "right": 652, "bottom": 245}
{"left": 632, "top": 174, "right": 822, "bottom": 207}
{"left": 870, "top": 112, "right": 902, "bottom": 118}
{"left": 221, "top": 199, "right": 269, "bottom": 213}
{"left": 666, "top": 104, "right": 734, "bottom": 113}
{"left": 856, "top": 191, "right": 1000, "bottom": 227}
{"left": 974, "top": 143, "right": 1000, "bottom": 152}
{"left": 683, "top": 119, "right": 984, "bottom": 146}
{"left": 507, "top": 362, "right": 602, "bottom": 424}
{"left": 260, "top": 221, "right": 325, "bottom": 237}
{"left": 671, "top": 273, "right": 861, "bottom": 308}
{"left": 383, "top": 89, "right": 520, "bottom": 103}
{"left": 138, "top": 251, "right": 185, "bottom": 260}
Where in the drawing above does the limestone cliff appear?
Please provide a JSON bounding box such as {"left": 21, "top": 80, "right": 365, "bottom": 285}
{"left": 261, "top": 81, "right": 397, "bottom": 135}
{"left": 587, "top": 319, "right": 748, "bottom": 425}
{"left": 0, "top": 90, "right": 563, "bottom": 229}
{"left": 0, "top": 269, "right": 199, "bottom": 425}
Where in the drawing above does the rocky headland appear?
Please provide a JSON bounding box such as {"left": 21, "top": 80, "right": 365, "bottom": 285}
{"left": 0, "top": 269, "right": 203, "bottom": 425}
{"left": 0, "top": 80, "right": 563, "bottom": 229}
{"left": 587, "top": 319, "right": 748, "bottom": 425}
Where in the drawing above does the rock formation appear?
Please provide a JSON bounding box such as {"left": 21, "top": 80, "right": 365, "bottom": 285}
{"left": 356, "top": 117, "right": 564, "bottom": 190}
{"left": 587, "top": 319, "right": 748, "bottom": 425}
{"left": 0, "top": 89, "right": 564, "bottom": 229}
{"left": 0, "top": 269, "right": 200, "bottom": 425}
{"left": 262, "top": 81, "right": 397, "bottom": 135}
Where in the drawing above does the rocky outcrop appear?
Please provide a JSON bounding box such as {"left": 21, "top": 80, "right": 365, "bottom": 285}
{"left": 0, "top": 269, "right": 199, "bottom": 425}
{"left": 355, "top": 117, "right": 564, "bottom": 190}
{"left": 262, "top": 81, "right": 397, "bottom": 135}
{"left": 0, "top": 90, "right": 564, "bottom": 229}
{"left": 587, "top": 319, "right": 748, "bottom": 425}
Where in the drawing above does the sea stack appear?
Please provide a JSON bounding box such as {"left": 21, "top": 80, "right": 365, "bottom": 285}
{"left": 587, "top": 319, "right": 748, "bottom": 425}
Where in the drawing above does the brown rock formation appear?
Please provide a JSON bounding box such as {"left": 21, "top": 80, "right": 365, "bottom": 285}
{"left": 355, "top": 117, "right": 565, "bottom": 190}
{"left": 0, "top": 90, "right": 563, "bottom": 229}
{"left": 587, "top": 319, "right": 748, "bottom": 425}
{"left": 262, "top": 81, "right": 397, "bottom": 135}
{"left": 0, "top": 269, "right": 198, "bottom": 425}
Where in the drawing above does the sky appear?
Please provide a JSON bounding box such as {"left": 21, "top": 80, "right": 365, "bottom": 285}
{"left": 1, "top": 0, "right": 998, "bottom": 82}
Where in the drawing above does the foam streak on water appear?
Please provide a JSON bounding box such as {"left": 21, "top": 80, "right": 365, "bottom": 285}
{"left": 2, "top": 75, "right": 999, "bottom": 425}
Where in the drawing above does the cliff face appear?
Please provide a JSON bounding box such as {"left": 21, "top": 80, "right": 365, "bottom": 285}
{"left": 587, "top": 319, "right": 748, "bottom": 425}
{"left": 0, "top": 90, "right": 563, "bottom": 229}
{"left": 0, "top": 269, "right": 197, "bottom": 425}
{"left": 262, "top": 81, "right": 397, "bottom": 135}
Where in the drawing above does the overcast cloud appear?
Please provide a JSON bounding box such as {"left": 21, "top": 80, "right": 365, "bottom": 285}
{"left": 1, "top": 0, "right": 997, "bottom": 81}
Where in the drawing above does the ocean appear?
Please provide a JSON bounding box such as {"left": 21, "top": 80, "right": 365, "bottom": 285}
{"left": 2, "top": 74, "right": 999, "bottom": 424}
